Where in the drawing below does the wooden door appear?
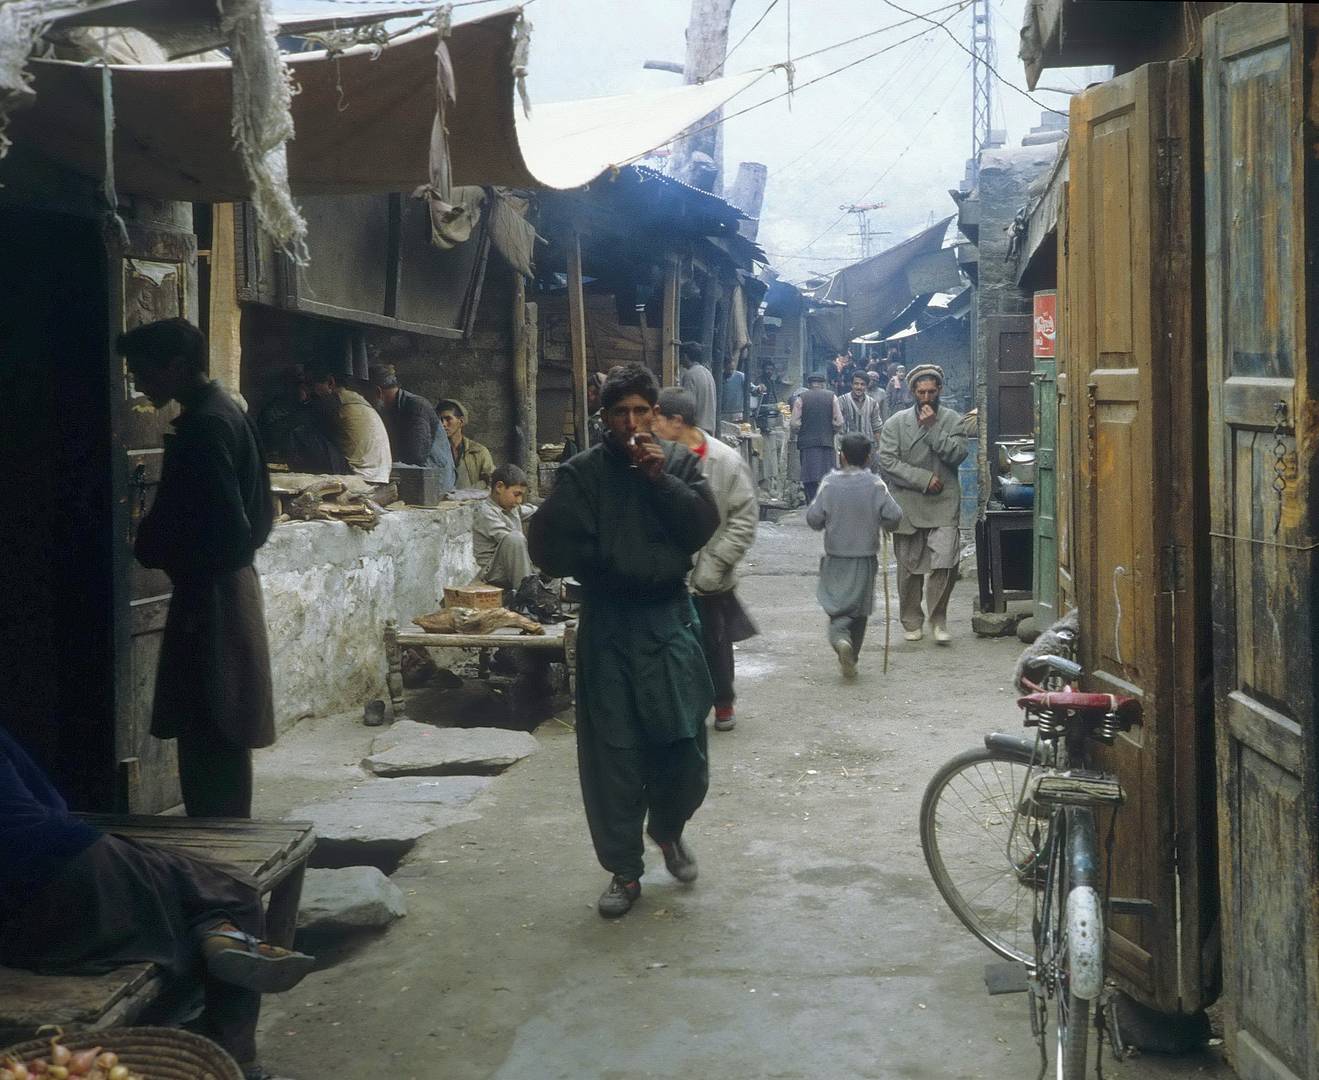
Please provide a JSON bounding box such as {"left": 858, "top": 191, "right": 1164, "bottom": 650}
{"left": 1054, "top": 184, "right": 1076, "bottom": 613}
{"left": 1033, "top": 291, "right": 1059, "bottom": 624}
{"left": 1069, "top": 59, "right": 1214, "bottom": 1014}
{"left": 1204, "top": 6, "right": 1319, "bottom": 1076}
{"left": 113, "top": 211, "right": 197, "bottom": 813}
{"left": 983, "top": 314, "right": 1033, "bottom": 451}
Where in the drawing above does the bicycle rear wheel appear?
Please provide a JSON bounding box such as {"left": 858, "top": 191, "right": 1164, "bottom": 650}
{"left": 920, "top": 746, "right": 1045, "bottom": 966}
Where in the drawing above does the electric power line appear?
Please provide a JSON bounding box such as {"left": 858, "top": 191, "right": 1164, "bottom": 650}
{"left": 703, "top": 0, "right": 784, "bottom": 80}
{"left": 878, "top": 0, "right": 1065, "bottom": 115}
{"left": 783, "top": 56, "right": 971, "bottom": 259}
{"left": 618, "top": 0, "right": 973, "bottom": 169}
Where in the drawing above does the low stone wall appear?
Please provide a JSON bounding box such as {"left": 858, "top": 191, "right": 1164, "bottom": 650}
{"left": 257, "top": 504, "right": 478, "bottom": 734}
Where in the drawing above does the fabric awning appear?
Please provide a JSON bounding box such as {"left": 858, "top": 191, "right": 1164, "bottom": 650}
{"left": 8, "top": 7, "right": 770, "bottom": 200}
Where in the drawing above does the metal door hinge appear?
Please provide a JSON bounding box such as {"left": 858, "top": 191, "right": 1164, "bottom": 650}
{"left": 1161, "top": 545, "right": 1186, "bottom": 592}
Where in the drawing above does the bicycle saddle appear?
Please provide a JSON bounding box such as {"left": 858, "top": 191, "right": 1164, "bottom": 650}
{"left": 1017, "top": 691, "right": 1142, "bottom": 722}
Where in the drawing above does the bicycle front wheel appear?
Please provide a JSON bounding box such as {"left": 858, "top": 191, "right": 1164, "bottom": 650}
{"left": 1057, "top": 991, "right": 1091, "bottom": 1080}
{"left": 920, "top": 746, "right": 1044, "bottom": 966}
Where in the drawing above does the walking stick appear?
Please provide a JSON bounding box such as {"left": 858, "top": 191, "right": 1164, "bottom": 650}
{"left": 882, "top": 529, "right": 892, "bottom": 674}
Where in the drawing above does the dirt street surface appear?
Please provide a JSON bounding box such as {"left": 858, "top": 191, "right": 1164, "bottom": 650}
{"left": 254, "top": 514, "right": 1232, "bottom": 1080}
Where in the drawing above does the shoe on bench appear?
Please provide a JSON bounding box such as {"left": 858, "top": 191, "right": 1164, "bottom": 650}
{"left": 598, "top": 875, "right": 641, "bottom": 918}
{"left": 651, "top": 835, "right": 699, "bottom": 883}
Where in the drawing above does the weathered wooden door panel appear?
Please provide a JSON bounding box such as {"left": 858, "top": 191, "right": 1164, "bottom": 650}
{"left": 984, "top": 315, "right": 1034, "bottom": 448}
{"left": 115, "top": 219, "right": 196, "bottom": 814}
{"left": 1204, "top": 5, "right": 1319, "bottom": 1077}
{"left": 1055, "top": 183, "right": 1076, "bottom": 613}
{"left": 1033, "top": 291, "right": 1059, "bottom": 624}
{"left": 1069, "top": 59, "right": 1212, "bottom": 1013}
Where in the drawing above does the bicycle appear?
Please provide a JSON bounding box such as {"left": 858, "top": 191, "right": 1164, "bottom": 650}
{"left": 920, "top": 648, "right": 1142, "bottom": 1079}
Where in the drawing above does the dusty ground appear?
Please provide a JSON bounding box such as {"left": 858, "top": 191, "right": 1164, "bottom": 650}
{"left": 252, "top": 513, "right": 1232, "bottom": 1080}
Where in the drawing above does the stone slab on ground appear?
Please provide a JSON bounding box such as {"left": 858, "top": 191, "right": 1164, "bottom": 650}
{"left": 972, "top": 609, "right": 1028, "bottom": 638}
{"left": 289, "top": 794, "right": 480, "bottom": 871}
{"left": 361, "top": 720, "right": 538, "bottom": 777}
{"left": 296, "top": 867, "right": 407, "bottom": 932}
{"left": 342, "top": 776, "right": 494, "bottom": 806}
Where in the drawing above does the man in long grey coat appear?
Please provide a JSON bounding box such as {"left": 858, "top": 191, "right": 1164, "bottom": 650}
{"left": 877, "top": 363, "right": 967, "bottom": 644}
{"left": 120, "top": 319, "right": 276, "bottom": 818}
{"left": 678, "top": 341, "right": 718, "bottom": 434}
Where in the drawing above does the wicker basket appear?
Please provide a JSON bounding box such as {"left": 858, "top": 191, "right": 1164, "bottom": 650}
{"left": 1, "top": 1027, "right": 243, "bottom": 1080}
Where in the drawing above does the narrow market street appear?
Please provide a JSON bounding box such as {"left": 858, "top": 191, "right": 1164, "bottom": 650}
{"left": 251, "top": 516, "right": 1231, "bottom": 1080}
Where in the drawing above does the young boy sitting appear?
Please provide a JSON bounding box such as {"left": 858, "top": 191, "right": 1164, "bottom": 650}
{"left": 805, "top": 433, "right": 904, "bottom": 678}
{"left": 471, "top": 463, "right": 535, "bottom": 591}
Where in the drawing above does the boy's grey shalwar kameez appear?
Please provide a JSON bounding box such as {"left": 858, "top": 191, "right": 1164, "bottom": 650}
{"left": 805, "top": 467, "right": 903, "bottom": 653}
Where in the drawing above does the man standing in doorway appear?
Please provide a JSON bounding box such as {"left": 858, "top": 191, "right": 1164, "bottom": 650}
{"left": 678, "top": 340, "right": 718, "bottom": 434}
{"left": 119, "top": 319, "right": 275, "bottom": 818}
{"left": 654, "top": 388, "right": 759, "bottom": 733}
{"left": 791, "top": 371, "right": 844, "bottom": 504}
{"left": 437, "top": 399, "right": 496, "bottom": 488}
{"left": 877, "top": 364, "right": 968, "bottom": 644}
{"left": 528, "top": 363, "right": 719, "bottom": 918}
{"left": 840, "top": 370, "right": 884, "bottom": 462}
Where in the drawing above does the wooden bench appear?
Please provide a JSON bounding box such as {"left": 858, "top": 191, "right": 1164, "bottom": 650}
{"left": 384, "top": 617, "right": 577, "bottom": 721}
{"left": 0, "top": 816, "right": 315, "bottom": 1045}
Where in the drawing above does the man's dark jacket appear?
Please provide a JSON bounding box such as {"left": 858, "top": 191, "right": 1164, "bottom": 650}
{"left": 135, "top": 381, "right": 276, "bottom": 748}
{"left": 383, "top": 389, "right": 449, "bottom": 472}
{"left": 527, "top": 438, "right": 720, "bottom": 601}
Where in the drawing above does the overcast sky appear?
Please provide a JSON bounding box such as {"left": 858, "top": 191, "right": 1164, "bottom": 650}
{"left": 517, "top": 0, "right": 1092, "bottom": 281}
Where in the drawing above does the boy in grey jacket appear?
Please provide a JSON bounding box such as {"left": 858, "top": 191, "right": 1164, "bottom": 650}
{"left": 805, "top": 434, "right": 904, "bottom": 678}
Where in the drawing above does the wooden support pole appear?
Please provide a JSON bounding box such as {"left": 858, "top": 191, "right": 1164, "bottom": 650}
{"left": 512, "top": 272, "right": 532, "bottom": 486}
{"left": 208, "top": 203, "right": 243, "bottom": 394}
{"left": 524, "top": 300, "right": 539, "bottom": 493}
{"left": 567, "top": 230, "right": 590, "bottom": 449}
{"left": 661, "top": 255, "right": 681, "bottom": 386}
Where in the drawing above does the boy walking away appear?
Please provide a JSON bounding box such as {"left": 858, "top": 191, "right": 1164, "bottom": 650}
{"left": 528, "top": 364, "right": 719, "bottom": 918}
{"left": 806, "top": 434, "right": 903, "bottom": 678}
{"left": 653, "top": 388, "right": 759, "bottom": 732}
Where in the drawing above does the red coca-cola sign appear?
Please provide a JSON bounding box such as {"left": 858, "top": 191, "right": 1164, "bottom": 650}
{"left": 1033, "top": 291, "right": 1056, "bottom": 358}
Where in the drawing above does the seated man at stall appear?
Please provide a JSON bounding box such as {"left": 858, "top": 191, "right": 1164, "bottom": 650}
{"left": 367, "top": 363, "right": 456, "bottom": 492}
{"left": 437, "top": 398, "right": 496, "bottom": 488}
{"left": 308, "top": 368, "right": 392, "bottom": 484}
{"left": 0, "top": 724, "right": 313, "bottom": 1080}
{"left": 258, "top": 364, "right": 349, "bottom": 475}
{"left": 470, "top": 463, "right": 537, "bottom": 592}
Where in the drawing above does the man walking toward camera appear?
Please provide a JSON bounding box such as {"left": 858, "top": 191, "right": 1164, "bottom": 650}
{"left": 528, "top": 364, "right": 720, "bottom": 918}
{"left": 877, "top": 363, "right": 967, "bottom": 644}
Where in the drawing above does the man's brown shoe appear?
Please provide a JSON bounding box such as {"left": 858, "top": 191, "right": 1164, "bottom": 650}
{"left": 653, "top": 836, "right": 699, "bottom": 883}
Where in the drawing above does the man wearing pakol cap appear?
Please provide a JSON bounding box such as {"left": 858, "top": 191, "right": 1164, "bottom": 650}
{"left": 791, "top": 371, "right": 845, "bottom": 504}
{"left": 437, "top": 398, "right": 496, "bottom": 488}
{"left": 877, "top": 363, "right": 968, "bottom": 644}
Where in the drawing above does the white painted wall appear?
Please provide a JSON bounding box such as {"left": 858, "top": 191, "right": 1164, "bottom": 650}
{"left": 257, "top": 505, "right": 479, "bottom": 734}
